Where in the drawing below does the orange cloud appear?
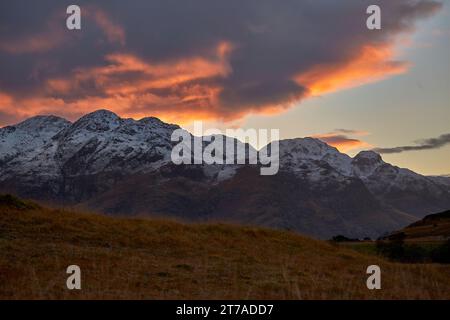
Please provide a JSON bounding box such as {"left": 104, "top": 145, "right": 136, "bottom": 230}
{"left": 296, "top": 45, "right": 409, "bottom": 96}
{"left": 312, "top": 132, "right": 372, "bottom": 153}
{"left": 0, "top": 1, "right": 441, "bottom": 126}
{"left": 0, "top": 92, "right": 14, "bottom": 106}
{"left": 2, "top": 42, "right": 234, "bottom": 125}
{"left": 46, "top": 42, "right": 232, "bottom": 89}
{"left": 0, "top": 41, "right": 413, "bottom": 126}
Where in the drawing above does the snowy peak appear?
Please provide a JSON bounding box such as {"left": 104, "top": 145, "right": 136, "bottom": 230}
{"left": 279, "top": 137, "right": 341, "bottom": 160}
{"left": 354, "top": 151, "right": 383, "bottom": 163}
{"left": 50, "top": 111, "right": 182, "bottom": 174}
{"left": 0, "top": 110, "right": 185, "bottom": 179}
{"left": 138, "top": 116, "right": 167, "bottom": 126}
{"left": 70, "top": 109, "right": 121, "bottom": 132}
{"left": 14, "top": 115, "right": 71, "bottom": 131}
{"left": 82, "top": 109, "right": 120, "bottom": 121}
{"left": 64, "top": 110, "right": 179, "bottom": 137}
{"left": 0, "top": 115, "right": 71, "bottom": 165}
{"left": 1, "top": 115, "right": 71, "bottom": 138}
{"left": 352, "top": 151, "right": 384, "bottom": 178}
{"left": 277, "top": 137, "right": 353, "bottom": 176}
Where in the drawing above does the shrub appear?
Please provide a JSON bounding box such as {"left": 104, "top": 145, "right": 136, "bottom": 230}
{"left": 431, "top": 239, "right": 450, "bottom": 263}
{"left": 330, "top": 235, "right": 359, "bottom": 242}
{"left": 0, "top": 194, "right": 39, "bottom": 210}
{"left": 376, "top": 237, "right": 450, "bottom": 264}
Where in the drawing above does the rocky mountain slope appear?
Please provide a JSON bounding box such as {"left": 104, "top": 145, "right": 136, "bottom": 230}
{"left": 1, "top": 110, "right": 449, "bottom": 238}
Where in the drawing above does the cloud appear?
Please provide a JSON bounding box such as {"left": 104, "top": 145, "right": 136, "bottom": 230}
{"left": 0, "top": 6, "right": 124, "bottom": 55}
{"left": 313, "top": 129, "right": 371, "bottom": 153}
{"left": 0, "top": 29, "right": 65, "bottom": 54}
{"left": 86, "top": 6, "right": 126, "bottom": 46}
{"left": 374, "top": 133, "right": 450, "bottom": 154}
{"left": 333, "top": 129, "right": 370, "bottom": 135}
{"left": 0, "top": 0, "right": 443, "bottom": 124}
{"left": 295, "top": 45, "right": 409, "bottom": 96}
{"left": 0, "top": 111, "right": 21, "bottom": 127}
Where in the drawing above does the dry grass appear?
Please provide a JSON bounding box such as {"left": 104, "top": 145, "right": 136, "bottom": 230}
{"left": 0, "top": 197, "right": 449, "bottom": 300}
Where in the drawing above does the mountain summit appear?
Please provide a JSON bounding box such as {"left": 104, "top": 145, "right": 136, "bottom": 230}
{"left": 1, "top": 110, "right": 449, "bottom": 238}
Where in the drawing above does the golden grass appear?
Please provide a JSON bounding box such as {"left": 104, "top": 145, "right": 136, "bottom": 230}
{"left": 0, "top": 199, "right": 449, "bottom": 300}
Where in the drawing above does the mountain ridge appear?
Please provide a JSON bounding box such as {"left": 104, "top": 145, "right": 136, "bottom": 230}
{"left": 1, "top": 110, "right": 449, "bottom": 239}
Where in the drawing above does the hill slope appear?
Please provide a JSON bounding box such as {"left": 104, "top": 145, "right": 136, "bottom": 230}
{"left": 385, "top": 210, "right": 450, "bottom": 241}
{"left": 0, "top": 195, "right": 449, "bottom": 299}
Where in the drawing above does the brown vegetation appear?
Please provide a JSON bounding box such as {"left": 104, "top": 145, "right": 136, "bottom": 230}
{"left": 0, "top": 195, "right": 449, "bottom": 299}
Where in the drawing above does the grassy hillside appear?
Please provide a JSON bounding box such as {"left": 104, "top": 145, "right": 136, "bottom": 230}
{"left": 387, "top": 210, "right": 450, "bottom": 241}
{"left": 0, "top": 195, "right": 449, "bottom": 299}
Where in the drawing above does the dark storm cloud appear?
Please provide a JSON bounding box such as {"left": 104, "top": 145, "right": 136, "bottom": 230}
{"left": 0, "top": 0, "right": 443, "bottom": 122}
{"left": 374, "top": 133, "right": 450, "bottom": 154}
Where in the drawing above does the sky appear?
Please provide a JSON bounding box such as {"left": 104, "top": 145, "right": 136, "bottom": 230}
{"left": 0, "top": 0, "right": 449, "bottom": 175}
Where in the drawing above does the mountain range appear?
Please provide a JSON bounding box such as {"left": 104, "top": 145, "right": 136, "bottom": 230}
{"left": 1, "top": 109, "right": 449, "bottom": 239}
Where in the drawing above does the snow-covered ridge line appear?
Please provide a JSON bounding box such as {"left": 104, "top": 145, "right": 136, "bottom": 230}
{"left": 1, "top": 109, "right": 450, "bottom": 191}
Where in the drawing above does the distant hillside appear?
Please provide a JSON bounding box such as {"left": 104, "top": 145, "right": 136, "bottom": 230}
{"left": 1, "top": 194, "right": 449, "bottom": 299}
{"left": 385, "top": 210, "right": 450, "bottom": 241}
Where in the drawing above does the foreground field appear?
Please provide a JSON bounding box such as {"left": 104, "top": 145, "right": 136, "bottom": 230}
{"left": 0, "top": 195, "right": 449, "bottom": 299}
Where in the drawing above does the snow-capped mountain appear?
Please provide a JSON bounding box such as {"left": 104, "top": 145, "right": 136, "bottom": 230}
{"left": 0, "top": 115, "right": 71, "bottom": 166}
{"left": 274, "top": 139, "right": 450, "bottom": 215}
{"left": 1, "top": 110, "right": 449, "bottom": 238}
{"left": 1, "top": 110, "right": 178, "bottom": 176}
{"left": 0, "top": 110, "right": 184, "bottom": 199}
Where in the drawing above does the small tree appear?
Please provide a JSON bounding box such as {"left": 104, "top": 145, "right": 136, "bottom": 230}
{"left": 431, "top": 239, "right": 450, "bottom": 263}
